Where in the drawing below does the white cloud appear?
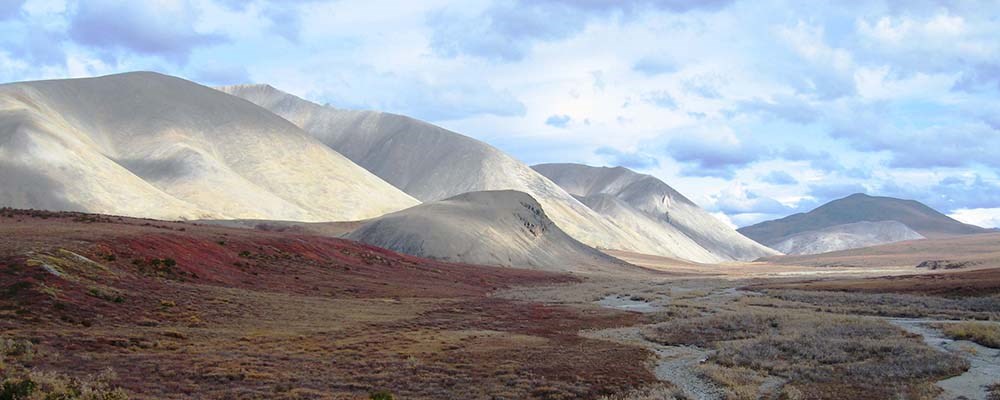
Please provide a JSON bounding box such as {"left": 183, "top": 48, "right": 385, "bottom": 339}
{"left": 0, "top": 0, "right": 997, "bottom": 223}
{"left": 709, "top": 211, "right": 738, "bottom": 229}
{"left": 950, "top": 208, "right": 1000, "bottom": 229}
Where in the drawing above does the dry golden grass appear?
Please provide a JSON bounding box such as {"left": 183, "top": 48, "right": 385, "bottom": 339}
{"left": 695, "top": 364, "right": 767, "bottom": 400}
{"left": 938, "top": 322, "right": 1000, "bottom": 348}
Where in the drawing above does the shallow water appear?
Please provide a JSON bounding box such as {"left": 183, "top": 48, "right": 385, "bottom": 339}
{"left": 581, "top": 326, "right": 725, "bottom": 400}
{"left": 595, "top": 294, "right": 662, "bottom": 313}
{"left": 889, "top": 318, "right": 1000, "bottom": 400}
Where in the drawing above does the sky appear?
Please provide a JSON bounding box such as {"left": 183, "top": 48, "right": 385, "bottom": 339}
{"left": 2, "top": 0, "right": 999, "bottom": 228}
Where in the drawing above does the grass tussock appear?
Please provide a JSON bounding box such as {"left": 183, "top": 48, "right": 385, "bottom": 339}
{"left": 695, "top": 364, "right": 769, "bottom": 400}
{"left": 644, "top": 312, "right": 784, "bottom": 347}
{"left": 987, "top": 382, "right": 1000, "bottom": 400}
{"left": 1, "top": 337, "right": 129, "bottom": 400}
{"left": 597, "top": 384, "right": 688, "bottom": 400}
{"left": 938, "top": 322, "right": 1000, "bottom": 348}
{"left": 644, "top": 311, "right": 969, "bottom": 400}
{"left": 756, "top": 289, "right": 1000, "bottom": 320}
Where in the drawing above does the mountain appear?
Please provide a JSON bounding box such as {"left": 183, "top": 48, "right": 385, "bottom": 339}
{"left": 345, "top": 190, "right": 631, "bottom": 273}
{"left": 739, "top": 193, "right": 989, "bottom": 248}
{"left": 532, "top": 163, "right": 779, "bottom": 262}
{"left": 219, "top": 84, "right": 713, "bottom": 259}
{"left": 769, "top": 220, "right": 925, "bottom": 255}
{"left": 0, "top": 72, "right": 418, "bottom": 221}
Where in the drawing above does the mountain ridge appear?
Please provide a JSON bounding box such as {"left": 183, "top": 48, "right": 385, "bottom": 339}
{"left": 533, "top": 163, "right": 780, "bottom": 262}
{"left": 0, "top": 72, "right": 418, "bottom": 221}
{"left": 220, "top": 83, "right": 753, "bottom": 261}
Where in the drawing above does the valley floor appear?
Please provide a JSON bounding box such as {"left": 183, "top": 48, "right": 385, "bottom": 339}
{"left": 2, "top": 209, "right": 999, "bottom": 399}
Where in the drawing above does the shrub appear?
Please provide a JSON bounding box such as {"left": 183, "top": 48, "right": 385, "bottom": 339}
{"left": 2, "top": 337, "right": 128, "bottom": 400}
{"left": 644, "top": 312, "right": 786, "bottom": 346}
{"left": 0, "top": 378, "right": 35, "bottom": 400}
{"left": 597, "top": 384, "right": 687, "bottom": 400}
{"left": 647, "top": 311, "right": 969, "bottom": 400}
{"left": 370, "top": 390, "right": 394, "bottom": 400}
{"left": 87, "top": 288, "right": 125, "bottom": 303}
{"left": 0, "top": 370, "right": 129, "bottom": 400}
{"left": 987, "top": 382, "right": 1000, "bottom": 400}
{"left": 939, "top": 322, "right": 1000, "bottom": 348}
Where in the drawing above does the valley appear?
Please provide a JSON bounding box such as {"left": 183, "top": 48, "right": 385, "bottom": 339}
{"left": 3, "top": 209, "right": 997, "bottom": 399}
{"left": 1, "top": 2, "right": 998, "bottom": 399}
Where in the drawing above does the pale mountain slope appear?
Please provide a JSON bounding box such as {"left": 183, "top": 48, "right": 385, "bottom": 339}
{"left": 771, "top": 220, "right": 925, "bottom": 255}
{"left": 533, "top": 163, "right": 780, "bottom": 262}
{"left": 220, "top": 84, "right": 699, "bottom": 258}
{"left": 573, "top": 194, "right": 722, "bottom": 262}
{"left": 0, "top": 72, "right": 417, "bottom": 221}
{"left": 346, "top": 190, "right": 630, "bottom": 273}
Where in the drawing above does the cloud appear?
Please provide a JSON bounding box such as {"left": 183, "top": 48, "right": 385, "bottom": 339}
{"left": 709, "top": 211, "right": 738, "bottom": 229}
{"left": 632, "top": 56, "right": 676, "bottom": 76}
{"left": 213, "top": 1, "right": 312, "bottom": 42}
{"left": 427, "top": 2, "right": 591, "bottom": 62}
{"left": 761, "top": 170, "right": 797, "bottom": 185}
{"left": 952, "top": 63, "right": 1000, "bottom": 93}
{"left": 736, "top": 94, "right": 818, "bottom": 124}
{"left": 641, "top": 90, "right": 678, "bottom": 109}
{"left": 682, "top": 75, "right": 722, "bottom": 98}
{"left": 778, "top": 145, "right": 841, "bottom": 173}
{"left": 68, "top": 0, "right": 226, "bottom": 63}
{"left": 0, "top": 0, "right": 24, "bottom": 20}
{"left": 427, "top": 0, "right": 734, "bottom": 61}
{"left": 807, "top": 182, "right": 868, "bottom": 204}
{"left": 830, "top": 115, "right": 1000, "bottom": 169}
{"left": 774, "top": 20, "right": 856, "bottom": 99}
{"left": 878, "top": 174, "right": 1000, "bottom": 212}
{"left": 949, "top": 208, "right": 1000, "bottom": 229}
{"left": 261, "top": 4, "right": 303, "bottom": 42}
{"left": 307, "top": 65, "right": 526, "bottom": 122}
{"left": 4, "top": 23, "right": 65, "bottom": 66}
{"left": 595, "top": 146, "right": 659, "bottom": 169}
{"left": 710, "top": 185, "right": 792, "bottom": 215}
{"left": 545, "top": 114, "right": 571, "bottom": 128}
{"left": 667, "top": 132, "right": 765, "bottom": 178}
{"left": 189, "top": 63, "right": 250, "bottom": 86}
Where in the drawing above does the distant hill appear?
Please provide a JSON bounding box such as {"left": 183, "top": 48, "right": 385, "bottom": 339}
{"left": 739, "top": 193, "right": 989, "bottom": 249}
{"left": 533, "top": 163, "right": 778, "bottom": 262}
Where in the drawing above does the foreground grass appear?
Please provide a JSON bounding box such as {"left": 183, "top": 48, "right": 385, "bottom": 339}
{"left": 938, "top": 322, "right": 1000, "bottom": 348}
{"left": 1, "top": 337, "right": 129, "bottom": 400}
{"left": 643, "top": 311, "right": 968, "bottom": 400}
